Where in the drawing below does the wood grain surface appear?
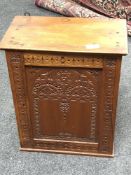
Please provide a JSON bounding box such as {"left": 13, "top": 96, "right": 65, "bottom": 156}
{"left": 0, "top": 16, "right": 128, "bottom": 54}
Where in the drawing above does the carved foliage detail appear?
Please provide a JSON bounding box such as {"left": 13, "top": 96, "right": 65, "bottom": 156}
{"left": 59, "top": 99, "right": 70, "bottom": 121}
{"left": 29, "top": 68, "right": 100, "bottom": 141}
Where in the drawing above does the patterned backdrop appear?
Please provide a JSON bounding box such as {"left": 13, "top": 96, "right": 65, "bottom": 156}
{"left": 35, "top": 0, "right": 131, "bottom": 35}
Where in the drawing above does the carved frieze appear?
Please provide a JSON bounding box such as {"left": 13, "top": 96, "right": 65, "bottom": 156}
{"left": 24, "top": 53, "right": 103, "bottom": 68}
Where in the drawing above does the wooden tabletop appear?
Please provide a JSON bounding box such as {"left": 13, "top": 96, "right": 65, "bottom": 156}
{"left": 0, "top": 16, "right": 128, "bottom": 55}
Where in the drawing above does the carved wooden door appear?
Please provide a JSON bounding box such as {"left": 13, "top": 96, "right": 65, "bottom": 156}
{"left": 26, "top": 66, "right": 100, "bottom": 152}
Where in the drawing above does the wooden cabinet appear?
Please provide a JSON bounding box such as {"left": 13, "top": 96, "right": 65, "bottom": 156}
{"left": 0, "top": 16, "right": 128, "bottom": 157}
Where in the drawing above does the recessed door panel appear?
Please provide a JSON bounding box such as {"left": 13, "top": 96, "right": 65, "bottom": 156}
{"left": 26, "top": 67, "right": 102, "bottom": 145}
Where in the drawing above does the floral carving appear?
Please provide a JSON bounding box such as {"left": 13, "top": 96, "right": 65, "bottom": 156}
{"left": 28, "top": 68, "right": 100, "bottom": 141}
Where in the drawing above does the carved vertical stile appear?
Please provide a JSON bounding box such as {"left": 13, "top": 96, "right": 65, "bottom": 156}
{"left": 99, "top": 57, "right": 119, "bottom": 154}
{"left": 5, "top": 51, "right": 32, "bottom": 147}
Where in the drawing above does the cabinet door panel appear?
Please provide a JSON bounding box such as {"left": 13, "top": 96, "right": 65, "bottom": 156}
{"left": 26, "top": 67, "right": 102, "bottom": 148}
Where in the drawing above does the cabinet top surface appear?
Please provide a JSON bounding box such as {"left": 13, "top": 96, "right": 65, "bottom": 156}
{"left": 0, "top": 16, "right": 128, "bottom": 55}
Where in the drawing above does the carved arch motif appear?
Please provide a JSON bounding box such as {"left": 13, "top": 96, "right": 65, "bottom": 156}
{"left": 29, "top": 68, "right": 100, "bottom": 141}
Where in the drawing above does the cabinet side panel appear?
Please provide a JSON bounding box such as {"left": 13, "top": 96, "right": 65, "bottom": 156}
{"left": 5, "top": 51, "right": 32, "bottom": 148}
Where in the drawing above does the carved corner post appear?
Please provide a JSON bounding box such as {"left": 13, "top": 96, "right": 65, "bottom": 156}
{"left": 5, "top": 51, "right": 33, "bottom": 148}
{"left": 98, "top": 56, "right": 122, "bottom": 155}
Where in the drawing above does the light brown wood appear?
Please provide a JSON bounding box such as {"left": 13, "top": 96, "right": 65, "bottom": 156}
{"left": 0, "top": 16, "right": 128, "bottom": 54}
{"left": 24, "top": 52, "right": 103, "bottom": 68}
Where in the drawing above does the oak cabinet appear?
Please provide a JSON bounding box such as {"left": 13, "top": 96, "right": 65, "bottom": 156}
{"left": 0, "top": 16, "right": 128, "bottom": 157}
